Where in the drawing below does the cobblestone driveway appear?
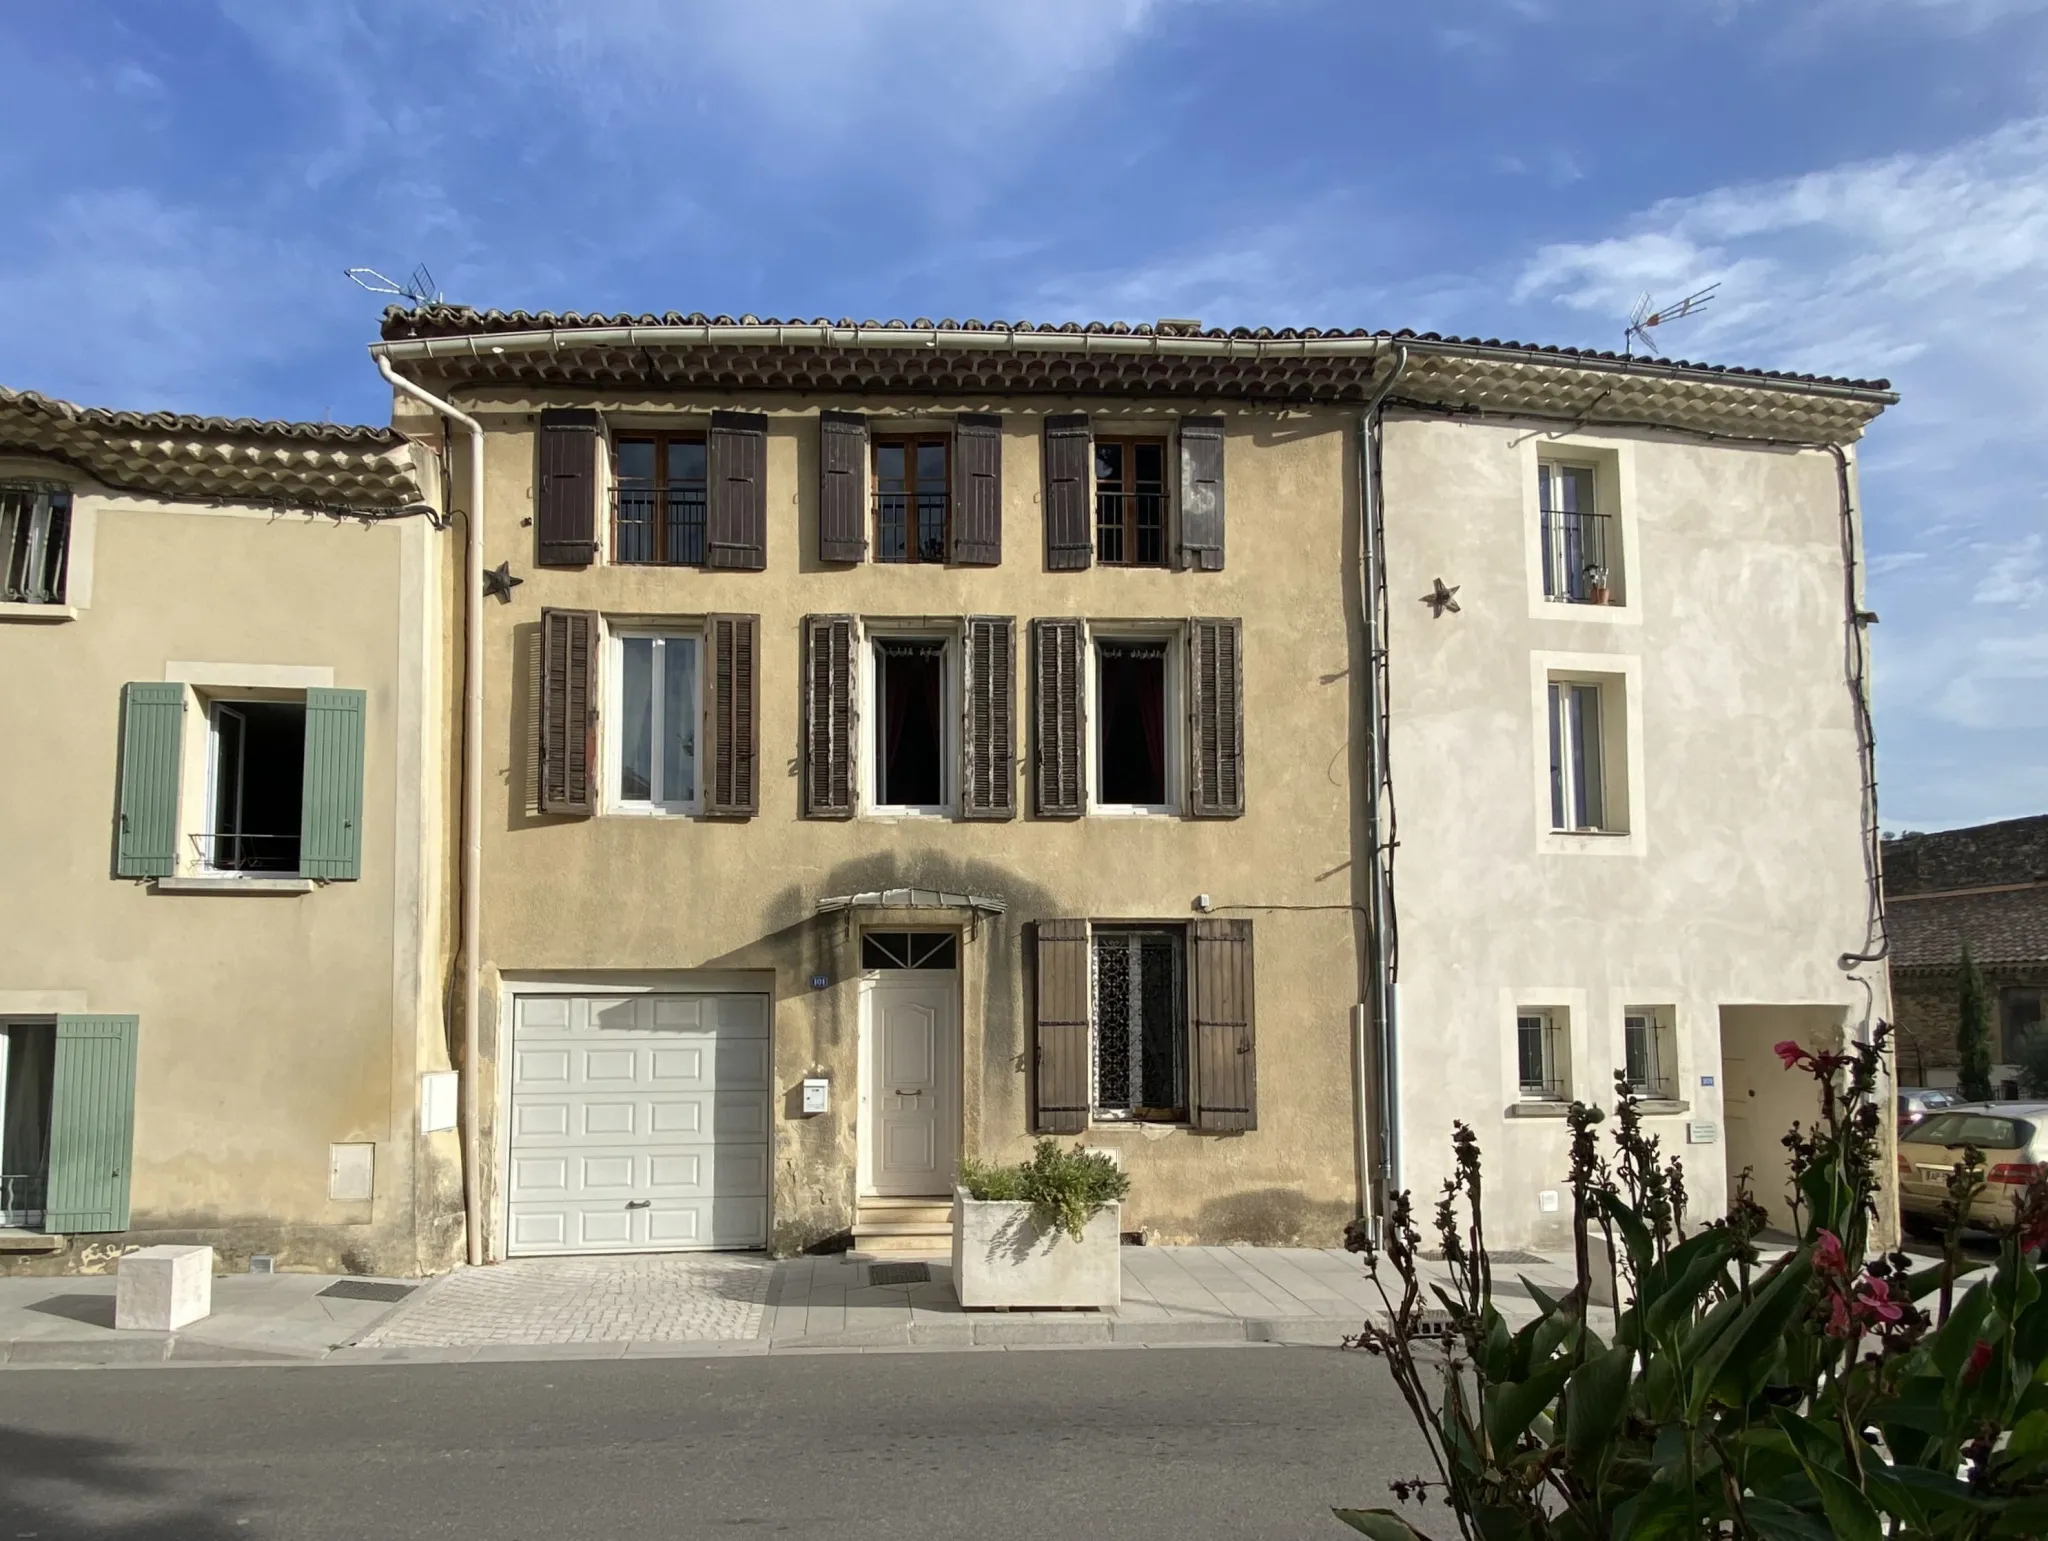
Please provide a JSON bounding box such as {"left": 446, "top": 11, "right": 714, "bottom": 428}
{"left": 356, "top": 1255, "right": 771, "bottom": 1347}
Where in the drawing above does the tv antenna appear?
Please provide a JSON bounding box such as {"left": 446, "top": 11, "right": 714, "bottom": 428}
{"left": 345, "top": 263, "right": 443, "bottom": 308}
{"left": 1625, "top": 282, "right": 1718, "bottom": 358}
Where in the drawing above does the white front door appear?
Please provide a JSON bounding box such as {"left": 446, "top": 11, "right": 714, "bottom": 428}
{"left": 862, "top": 974, "right": 960, "bottom": 1197}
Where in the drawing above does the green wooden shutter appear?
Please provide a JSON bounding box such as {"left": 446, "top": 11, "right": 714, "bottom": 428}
{"left": 300, "top": 687, "right": 366, "bottom": 880}
{"left": 116, "top": 683, "right": 184, "bottom": 877}
{"left": 47, "top": 1015, "right": 140, "bottom": 1233}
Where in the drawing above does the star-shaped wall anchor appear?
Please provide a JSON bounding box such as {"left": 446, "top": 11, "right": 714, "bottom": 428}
{"left": 1421, "top": 577, "right": 1461, "bottom": 617}
{"left": 483, "top": 560, "right": 523, "bottom": 603}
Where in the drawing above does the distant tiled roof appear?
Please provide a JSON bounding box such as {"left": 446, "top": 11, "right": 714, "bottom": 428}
{"left": 0, "top": 386, "right": 425, "bottom": 515}
{"left": 379, "top": 307, "right": 1893, "bottom": 392}
{"left": 373, "top": 306, "right": 1896, "bottom": 444}
{"left": 1884, "top": 816, "right": 2048, "bottom": 898}
{"left": 1888, "top": 885, "right": 2048, "bottom": 970}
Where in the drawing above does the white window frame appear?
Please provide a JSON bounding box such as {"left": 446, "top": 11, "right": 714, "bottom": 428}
{"left": 190, "top": 691, "right": 309, "bottom": 877}
{"left": 1530, "top": 652, "right": 1645, "bottom": 858}
{"left": 0, "top": 1016, "right": 55, "bottom": 1228}
{"left": 1085, "top": 620, "right": 1184, "bottom": 817}
{"left": 0, "top": 463, "right": 95, "bottom": 621}
{"left": 605, "top": 625, "right": 704, "bottom": 816}
{"left": 861, "top": 621, "right": 959, "bottom": 818}
{"left": 1547, "top": 678, "right": 1609, "bottom": 834}
{"left": 1520, "top": 435, "right": 1638, "bottom": 626}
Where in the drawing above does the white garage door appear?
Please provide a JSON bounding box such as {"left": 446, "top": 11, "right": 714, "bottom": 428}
{"left": 507, "top": 992, "right": 770, "bottom": 1255}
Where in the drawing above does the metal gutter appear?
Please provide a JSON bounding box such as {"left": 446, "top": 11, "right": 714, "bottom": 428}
{"left": 375, "top": 355, "right": 486, "bottom": 1270}
{"left": 1356, "top": 345, "right": 1409, "bottom": 1224}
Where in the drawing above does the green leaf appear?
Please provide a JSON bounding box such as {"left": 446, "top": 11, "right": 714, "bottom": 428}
{"left": 1782, "top": 1430, "right": 1882, "bottom": 1541}
{"left": 1934, "top": 1281, "right": 1995, "bottom": 1381}
{"left": 1483, "top": 1357, "right": 1573, "bottom": 1457}
{"left": 1991, "top": 1495, "right": 2048, "bottom": 1536}
{"left": 1642, "top": 1244, "right": 1735, "bottom": 1342}
{"left": 1563, "top": 1344, "right": 1634, "bottom": 1461}
{"left": 1331, "top": 1509, "right": 1436, "bottom": 1540}
{"left": 2007, "top": 1408, "right": 2048, "bottom": 1464}
{"left": 1689, "top": 1254, "right": 1812, "bottom": 1416}
{"left": 1861, "top": 1466, "right": 1932, "bottom": 1530}
{"left": 1740, "top": 1495, "right": 1837, "bottom": 1541}
{"left": 1599, "top": 1190, "right": 1655, "bottom": 1276}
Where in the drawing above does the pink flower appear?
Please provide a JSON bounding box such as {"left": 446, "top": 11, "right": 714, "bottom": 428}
{"left": 1825, "top": 1292, "right": 1854, "bottom": 1338}
{"left": 1853, "top": 1276, "right": 1903, "bottom": 1326}
{"left": 1814, "top": 1229, "right": 1847, "bottom": 1276}
{"left": 1965, "top": 1339, "right": 1994, "bottom": 1380}
{"left": 1774, "top": 1040, "right": 1810, "bottom": 1070}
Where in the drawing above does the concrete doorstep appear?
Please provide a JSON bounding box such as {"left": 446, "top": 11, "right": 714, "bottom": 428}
{"left": 0, "top": 1245, "right": 1587, "bottom": 1369}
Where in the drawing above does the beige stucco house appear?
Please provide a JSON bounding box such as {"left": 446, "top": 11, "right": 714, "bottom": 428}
{"left": 0, "top": 387, "right": 461, "bottom": 1276}
{"left": 367, "top": 309, "right": 1898, "bottom": 1260}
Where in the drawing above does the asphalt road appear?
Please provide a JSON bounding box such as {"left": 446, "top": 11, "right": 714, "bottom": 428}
{"left": 0, "top": 1345, "right": 1430, "bottom": 1540}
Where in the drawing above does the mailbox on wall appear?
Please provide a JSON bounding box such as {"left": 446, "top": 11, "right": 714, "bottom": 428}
{"left": 801, "top": 1076, "right": 830, "bottom": 1115}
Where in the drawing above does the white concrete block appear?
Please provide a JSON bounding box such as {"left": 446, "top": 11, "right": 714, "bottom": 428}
{"left": 952, "top": 1191, "right": 1120, "bottom": 1310}
{"left": 115, "top": 1245, "right": 213, "bottom": 1331}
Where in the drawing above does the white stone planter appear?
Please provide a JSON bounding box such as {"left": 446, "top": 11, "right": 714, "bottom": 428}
{"left": 952, "top": 1189, "right": 1120, "bottom": 1310}
{"left": 116, "top": 1244, "right": 214, "bottom": 1331}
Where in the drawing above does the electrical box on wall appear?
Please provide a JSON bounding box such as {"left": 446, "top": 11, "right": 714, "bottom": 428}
{"left": 801, "top": 1076, "right": 830, "bottom": 1115}
{"left": 420, "top": 1071, "right": 458, "bottom": 1133}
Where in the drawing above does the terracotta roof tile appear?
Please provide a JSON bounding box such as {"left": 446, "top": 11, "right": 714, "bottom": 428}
{"left": 1887, "top": 885, "right": 2048, "bottom": 970}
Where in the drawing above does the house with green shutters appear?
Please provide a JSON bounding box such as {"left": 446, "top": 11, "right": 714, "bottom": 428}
{"left": 0, "top": 386, "right": 459, "bottom": 1276}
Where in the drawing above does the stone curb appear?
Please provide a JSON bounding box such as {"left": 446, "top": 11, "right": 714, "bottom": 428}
{"left": 0, "top": 1313, "right": 1366, "bottom": 1369}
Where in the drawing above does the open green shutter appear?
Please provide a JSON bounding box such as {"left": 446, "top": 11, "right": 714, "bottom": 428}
{"left": 300, "top": 688, "right": 366, "bottom": 880}
{"left": 47, "top": 1015, "right": 140, "bottom": 1233}
{"left": 116, "top": 683, "right": 184, "bottom": 877}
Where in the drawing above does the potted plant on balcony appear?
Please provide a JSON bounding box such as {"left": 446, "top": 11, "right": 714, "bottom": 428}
{"left": 953, "top": 1139, "right": 1130, "bottom": 1310}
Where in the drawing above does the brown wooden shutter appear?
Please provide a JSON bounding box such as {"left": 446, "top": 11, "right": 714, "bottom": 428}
{"left": 1033, "top": 919, "right": 1092, "bottom": 1133}
{"left": 817, "top": 411, "right": 867, "bottom": 564}
{"left": 962, "top": 615, "right": 1015, "bottom": 821}
{"left": 1190, "top": 918, "right": 1256, "bottom": 1131}
{"left": 539, "top": 608, "right": 600, "bottom": 815}
{"left": 705, "top": 613, "right": 759, "bottom": 816}
{"left": 1188, "top": 617, "right": 1245, "bottom": 818}
{"left": 1178, "top": 416, "right": 1226, "bottom": 571}
{"left": 1030, "top": 618, "right": 1085, "bottom": 818}
{"left": 536, "top": 409, "right": 602, "bottom": 567}
{"left": 803, "top": 614, "right": 856, "bottom": 818}
{"left": 952, "top": 414, "right": 1002, "bottom": 566}
{"left": 1042, "top": 414, "right": 1092, "bottom": 571}
{"left": 708, "top": 410, "right": 768, "bottom": 571}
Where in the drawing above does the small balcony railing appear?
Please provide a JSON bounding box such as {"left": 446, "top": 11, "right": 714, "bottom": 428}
{"left": 875, "top": 490, "right": 949, "bottom": 562}
{"left": 1095, "top": 489, "right": 1168, "bottom": 566}
{"left": 1, "top": 1172, "right": 46, "bottom": 1226}
{"left": 188, "top": 831, "right": 302, "bottom": 875}
{"left": 614, "top": 486, "right": 707, "bottom": 566}
{"left": 1539, "top": 509, "right": 1615, "bottom": 604}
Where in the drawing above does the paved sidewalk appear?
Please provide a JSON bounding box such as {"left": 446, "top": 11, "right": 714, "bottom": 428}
{"left": 0, "top": 1244, "right": 1585, "bottom": 1369}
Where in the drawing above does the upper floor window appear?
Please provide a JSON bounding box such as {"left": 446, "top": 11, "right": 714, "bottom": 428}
{"left": 1547, "top": 677, "right": 1616, "bottom": 833}
{"left": 1094, "top": 439, "right": 1168, "bottom": 567}
{"left": 870, "top": 634, "right": 953, "bottom": 812}
{"left": 614, "top": 435, "right": 708, "bottom": 566}
{"left": 1538, "top": 461, "right": 1616, "bottom": 605}
{"left": 610, "top": 629, "right": 700, "bottom": 813}
{"left": 2, "top": 482, "right": 70, "bottom": 605}
{"left": 874, "top": 437, "right": 949, "bottom": 563}
{"left": 1095, "top": 637, "right": 1175, "bottom": 811}
{"left": 205, "top": 699, "right": 306, "bottom": 874}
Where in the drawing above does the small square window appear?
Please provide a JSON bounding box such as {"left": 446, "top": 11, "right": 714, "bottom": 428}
{"left": 1095, "top": 439, "right": 1169, "bottom": 567}
{"left": 1093, "top": 927, "right": 1187, "bottom": 1122}
{"left": 1538, "top": 460, "right": 1619, "bottom": 605}
{"left": 1, "top": 482, "right": 71, "bottom": 605}
{"left": 1517, "top": 1008, "right": 1569, "bottom": 1101}
{"left": 205, "top": 699, "right": 305, "bottom": 873}
{"left": 1624, "top": 1007, "right": 1677, "bottom": 1099}
{"left": 871, "top": 636, "right": 952, "bottom": 811}
{"left": 611, "top": 630, "right": 700, "bottom": 811}
{"left": 861, "top": 931, "right": 959, "bottom": 970}
{"left": 874, "top": 437, "right": 949, "bottom": 563}
{"left": 613, "top": 435, "right": 707, "bottom": 566}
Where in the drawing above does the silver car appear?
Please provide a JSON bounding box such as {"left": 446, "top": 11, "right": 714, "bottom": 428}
{"left": 1898, "top": 1102, "right": 2048, "bottom": 1229}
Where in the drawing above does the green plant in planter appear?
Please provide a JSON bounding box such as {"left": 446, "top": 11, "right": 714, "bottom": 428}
{"left": 1334, "top": 1024, "right": 2048, "bottom": 1539}
{"left": 960, "top": 1139, "right": 1130, "bottom": 1241}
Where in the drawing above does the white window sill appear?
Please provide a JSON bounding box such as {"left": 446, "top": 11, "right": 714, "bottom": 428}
{"left": 863, "top": 807, "right": 955, "bottom": 821}
{"left": 1089, "top": 805, "right": 1182, "bottom": 819}
{"left": 0, "top": 601, "right": 77, "bottom": 622}
{"left": 606, "top": 804, "right": 700, "bottom": 818}
{"left": 1635, "top": 1098, "right": 1691, "bottom": 1115}
{"left": 1506, "top": 1100, "right": 1573, "bottom": 1118}
{"left": 152, "top": 876, "right": 316, "bottom": 895}
{"left": 0, "top": 1228, "right": 64, "bottom": 1253}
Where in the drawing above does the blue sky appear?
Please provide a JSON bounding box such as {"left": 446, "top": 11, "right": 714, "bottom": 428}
{"left": 4, "top": 1, "right": 2044, "bottom": 831}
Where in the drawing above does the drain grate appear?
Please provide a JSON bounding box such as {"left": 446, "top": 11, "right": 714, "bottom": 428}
{"left": 867, "top": 1262, "right": 931, "bottom": 1287}
{"left": 1488, "top": 1250, "right": 1547, "bottom": 1265}
{"left": 318, "top": 1280, "right": 415, "bottom": 1303}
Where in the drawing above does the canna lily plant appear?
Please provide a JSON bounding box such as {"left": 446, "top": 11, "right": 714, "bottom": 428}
{"left": 1336, "top": 1024, "right": 2048, "bottom": 1539}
